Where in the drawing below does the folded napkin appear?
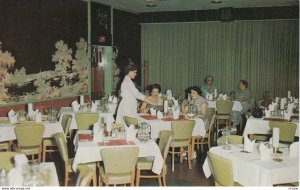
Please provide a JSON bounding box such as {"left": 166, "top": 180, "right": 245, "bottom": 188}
{"left": 287, "top": 103, "right": 294, "bottom": 113}
{"left": 172, "top": 97, "right": 179, "bottom": 107}
{"left": 284, "top": 111, "right": 292, "bottom": 120}
{"left": 125, "top": 125, "right": 136, "bottom": 141}
{"left": 157, "top": 111, "right": 164, "bottom": 119}
{"left": 108, "top": 95, "right": 113, "bottom": 102}
{"left": 8, "top": 153, "right": 29, "bottom": 186}
{"left": 91, "top": 101, "right": 97, "bottom": 112}
{"left": 112, "top": 96, "right": 118, "bottom": 104}
{"left": 294, "top": 98, "right": 298, "bottom": 104}
{"left": 93, "top": 122, "right": 104, "bottom": 142}
{"left": 150, "top": 107, "right": 156, "bottom": 116}
{"left": 166, "top": 89, "right": 172, "bottom": 100}
{"left": 71, "top": 100, "right": 80, "bottom": 112}
{"left": 269, "top": 137, "right": 273, "bottom": 146}
{"left": 268, "top": 102, "right": 276, "bottom": 112}
{"left": 205, "top": 93, "right": 209, "bottom": 100}
{"left": 259, "top": 143, "right": 272, "bottom": 160}
{"left": 289, "top": 142, "right": 299, "bottom": 158}
{"left": 8, "top": 109, "right": 18, "bottom": 123}
{"left": 265, "top": 109, "right": 271, "bottom": 118}
{"left": 243, "top": 135, "right": 256, "bottom": 152}
{"left": 27, "top": 103, "right": 34, "bottom": 117}
{"left": 35, "top": 112, "right": 42, "bottom": 122}
{"left": 275, "top": 97, "right": 280, "bottom": 104}
{"left": 222, "top": 94, "right": 227, "bottom": 100}
{"left": 172, "top": 108, "right": 180, "bottom": 120}
{"left": 214, "top": 89, "right": 218, "bottom": 98}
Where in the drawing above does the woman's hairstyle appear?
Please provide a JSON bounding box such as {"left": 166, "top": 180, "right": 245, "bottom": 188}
{"left": 239, "top": 80, "right": 249, "bottom": 88}
{"left": 190, "top": 86, "right": 202, "bottom": 96}
{"left": 124, "top": 64, "right": 138, "bottom": 75}
{"left": 149, "top": 84, "right": 161, "bottom": 93}
{"left": 204, "top": 75, "right": 214, "bottom": 84}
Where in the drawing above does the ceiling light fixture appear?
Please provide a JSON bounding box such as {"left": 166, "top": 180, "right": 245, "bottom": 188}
{"left": 211, "top": 0, "right": 222, "bottom": 3}
{"left": 146, "top": 4, "right": 157, "bottom": 7}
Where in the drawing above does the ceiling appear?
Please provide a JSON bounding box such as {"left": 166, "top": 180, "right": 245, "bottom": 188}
{"left": 91, "top": 0, "right": 299, "bottom": 13}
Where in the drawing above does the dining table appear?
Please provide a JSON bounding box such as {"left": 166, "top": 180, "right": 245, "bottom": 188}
{"left": 243, "top": 116, "right": 299, "bottom": 137}
{"left": 0, "top": 120, "right": 64, "bottom": 143}
{"left": 72, "top": 130, "right": 164, "bottom": 175}
{"left": 58, "top": 107, "right": 115, "bottom": 130}
{"left": 137, "top": 113, "right": 207, "bottom": 139}
{"left": 202, "top": 143, "right": 299, "bottom": 186}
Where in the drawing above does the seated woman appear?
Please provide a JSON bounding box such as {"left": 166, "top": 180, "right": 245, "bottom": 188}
{"left": 182, "top": 86, "right": 209, "bottom": 130}
{"left": 201, "top": 75, "right": 217, "bottom": 98}
{"left": 139, "top": 84, "right": 164, "bottom": 113}
{"left": 231, "top": 80, "right": 250, "bottom": 128}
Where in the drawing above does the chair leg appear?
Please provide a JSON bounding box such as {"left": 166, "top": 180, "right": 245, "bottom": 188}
{"left": 158, "top": 177, "right": 162, "bottom": 186}
{"left": 187, "top": 145, "right": 192, "bottom": 170}
{"left": 64, "top": 169, "right": 68, "bottom": 186}
{"left": 162, "top": 173, "right": 167, "bottom": 186}
{"left": 92, "top": 168, "right": 97, "bottom": 186}
{"left": 42, "top": 145, "right": 46, "bottom": 162}
{"left": 180, "top": 147, "right": 184, "bottom": 163}
{"left": 172, "top": 147, "right": 175, "bottom": 172}
{"left": 130, "top": 172, "right": 135, "bottom": 186}
{"left": 136, "top": 169, "right": 140, "bottom": 186}
{"left": 191, "top": 137, "right": 195, "bottom": 161}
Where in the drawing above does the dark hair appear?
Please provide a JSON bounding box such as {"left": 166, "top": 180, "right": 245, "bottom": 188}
{"left": 149, "top": 84, "right": 161, "bottom": 93}
{"left": 124, "top": 64, "right": 138, "bottom": 75}
{"left": 204, "top": 75, "right": 214, "bottom": 84}
{"left": 239, "top": 80, "right": 248, "bottom": 88}
{"left": 190, "top": 86, "right": 202, "bottom": 96}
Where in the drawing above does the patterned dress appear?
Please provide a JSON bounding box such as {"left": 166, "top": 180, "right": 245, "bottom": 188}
{"left": 231, "top": 89, "right": 250, "bottom": 126}
{"left": 188, "top": 96, "right": 209, "bottom": 131}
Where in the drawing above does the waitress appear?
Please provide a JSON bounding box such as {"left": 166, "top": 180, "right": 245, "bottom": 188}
{"left": 116, "top": 64, "right": 153, "bottom": 124}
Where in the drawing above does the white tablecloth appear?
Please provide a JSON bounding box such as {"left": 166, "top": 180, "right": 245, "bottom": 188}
{"left": 207, "top": 100, "right": 243, "bottom": 112}
{"left": 0, "top": 121, "right": 64, "bottom": 142}
{"left": 137, "top": 114, "right": 206, "bottom": 139}
{"left": 107, "top": 102, "right": 118, "bottom": 115}
{"left": 243, "top": 117, "right": 299, "bottom": 137}
{"left": 58, "top": 108, "right": 115, "bottom": 130}
{"left": 202, "top": 144, "right": 299, "bottom": 186}
{"left": 72, "top": 130, "right": 163, "bottom": 175}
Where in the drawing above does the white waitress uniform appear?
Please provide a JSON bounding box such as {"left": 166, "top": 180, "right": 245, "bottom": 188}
{"left": 116, "top": 76, "right": 145, "bottom": 124}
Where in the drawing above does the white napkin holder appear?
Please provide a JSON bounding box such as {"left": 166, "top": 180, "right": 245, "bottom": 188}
{"left": 93, "top": 122, "right": 104, "bottom": 142}
{"left": 150, "top": 107, "right": 156, "bottom": 116}
{"left": 243, "top": 135, "right": 256, "bottom": 152}
{"left": 125, "top": 125, "right": 136, "bottom": 141}
{"left": 91, "top": 102, "right": 97, "bottom": 112}
{"left": 272, "top": 128, "right": 280, "bottom": 148}
{"left": 265, "top": 109, "right": 271, "bottom": 118}
{"left": 71, "top": 100, "right": 80, "bottom": 112}
{"left": 259, "top": 143, "right": 272, "bottom": 160}
{"left": 289, "top": 142, "right": 299, "bottom": 158}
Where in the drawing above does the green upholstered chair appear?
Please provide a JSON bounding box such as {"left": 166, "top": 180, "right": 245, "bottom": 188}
{"left": 207, "top": 152, "right": 241, "bottom": 186}
{"left": 269, "top": 121, "right": 297, "bottom": 143}
{"left": 42, "top": 114, "right": 72, "bottom": 162}
{"left": 123, "top": 116, "right": 138, "bottom": 128}
{"left": 75, "top": 113, "right": 99, "bottom": 130}
{"left": 169, "top": 120, "right": 195, "bottom": 172}
{"left": 136, "top": 130, "right": 172, "bottom": 186}
{"left": 215, "top": 100, "right": 234, "bottom": 138}
{"left": 217, "top": 135, "right": 243, "bottom": 146}
{"left": 191, "top": 114, "right": 216, "bottom": 157}
{"left": 76, "top": 166, "right": 94, "bottom": 186}
{"left": 99, "top": 147, "right": 139, "bottom": 186}
{"left": 53, "top": 132, "right": 96, "bottom": 186}
{"left": 0, "top": 151, "right": 17, "bottom": 170}
{"left": 14, "top": 123, "right": 45, "bottom": 163}
{"left": 0, "top": 142, "right": 10, "bottom": 151}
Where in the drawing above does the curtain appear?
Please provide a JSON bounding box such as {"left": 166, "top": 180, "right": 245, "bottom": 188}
{"left": 141, "top": 20, "right": 299, "bottom": 100}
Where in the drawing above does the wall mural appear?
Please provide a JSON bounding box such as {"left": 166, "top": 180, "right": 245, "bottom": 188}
{"left": 0, "top": 38, "right": 88, "bottom": 106}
